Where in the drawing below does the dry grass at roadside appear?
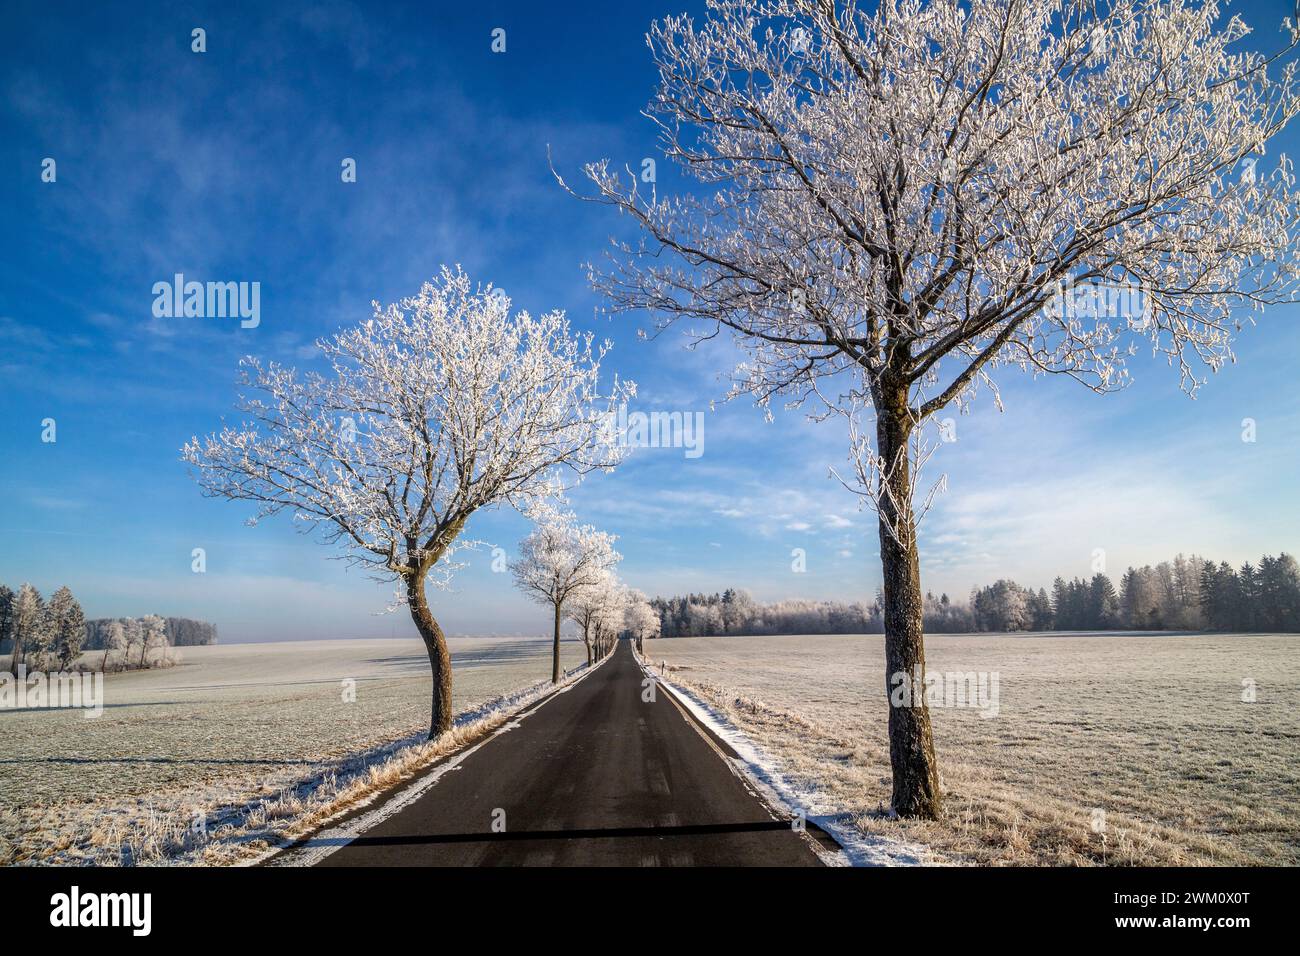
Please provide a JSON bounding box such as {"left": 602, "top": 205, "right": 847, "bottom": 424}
{"left": 0, "top": 637, "right": 586, "bottom": 866}
{"left": 646, "top": 632, "right": 1300, "bottom": 866}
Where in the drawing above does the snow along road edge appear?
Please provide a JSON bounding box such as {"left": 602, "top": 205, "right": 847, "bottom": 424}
{"left": 252, "top": 649, "right": 618, "bottom": 867}
{"left": 634, "top": 647, "right": 930, "bottom": 867}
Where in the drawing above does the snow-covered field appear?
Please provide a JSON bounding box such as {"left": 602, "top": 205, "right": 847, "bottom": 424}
{"left": 0, "top": 636, "right": 584, "bottom": 865}
{"left": 644, "top": 632, "right": 1300, "bottom": 866}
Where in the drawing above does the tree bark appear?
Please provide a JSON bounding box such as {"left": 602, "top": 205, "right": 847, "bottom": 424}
{"left": 876, "top": 379, "right": 943, "bottom": 819}
{"left": 406, "top": 573, "right": 454, "bottom": 739}
{"left": 552, "top": 602, "right": 562, "bottom": 684}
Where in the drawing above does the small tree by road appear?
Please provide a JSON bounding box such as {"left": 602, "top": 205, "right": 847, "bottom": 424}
{"left": 185, "top": 268, "right": 632, "bottom": 738}
{"left": 513, "top": 509, "right": 621, "bottom": 681}
{"left": 624, "top": 590, "right": 660, "bottom": 653}
{"left": 567, "top": 568, "right": 621, "bottom": 667}
{"left": 591, "top": 585, "right": 629, "bottom": 659}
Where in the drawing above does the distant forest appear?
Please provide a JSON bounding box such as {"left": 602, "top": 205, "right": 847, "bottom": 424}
{"left": 84, "top": 617, "right": 218, "bottom": 649}
{"left": 650, "top": 553, "right": 1300, "bottom": 637}
{"left": 1, "top": 580, "right": 216, "bottom": 673}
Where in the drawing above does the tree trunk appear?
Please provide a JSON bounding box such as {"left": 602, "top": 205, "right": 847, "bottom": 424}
{"left": 552, "top": 603, "right": 562, "bottom": 684}
{"left": 876, "top": 381, "right": 943, "bottom": 819}
{"left": 583, "top": 624, "right": 592, "bottom": 667}
{"left": 406, "top": 572, "right": 454, "bottom": 739}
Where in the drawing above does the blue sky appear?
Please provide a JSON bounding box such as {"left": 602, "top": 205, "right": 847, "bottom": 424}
{"left": 2, "top": 0, "right": 1298, "bottom": 642}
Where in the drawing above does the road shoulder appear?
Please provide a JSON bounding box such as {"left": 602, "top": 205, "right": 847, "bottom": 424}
{"left": 635, "top": 646, "right": 928, "bottom": 866}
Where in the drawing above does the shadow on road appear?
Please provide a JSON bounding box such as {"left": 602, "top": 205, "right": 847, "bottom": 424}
{"left": 299, "top": 820, "right": 797, "bottom": 848}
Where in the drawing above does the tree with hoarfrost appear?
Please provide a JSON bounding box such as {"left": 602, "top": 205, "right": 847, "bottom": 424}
{"left": 48, "top": 586, "right": 85, "bottom": 670}
{"left": 513, "top": 508, "right": 622, "bottom": 681}
{"left": 590, "top": 580, "right": 630, "bottom": 659}
{"left": 570, "top": 0, "right": 1300, "bottom": 816}
{"left": 141, "top": 615, "right": 168, "bottom": 667}
{"left": 9, "top": 584, "right": 48, "bottom": 669}
{"left": 623, "top": 589, "right": 660, "bottom": 653}
{"left": 105, "top": 620, "right": 127, "bottom": 672}
{"left": 567, "top": 568, "right": 621, "bottom": 666}
{"left": 184, "top": 268, "right": 633, "bottom": 737}
{"left": 123, "top": 618, "right": 144, "bottom": 669}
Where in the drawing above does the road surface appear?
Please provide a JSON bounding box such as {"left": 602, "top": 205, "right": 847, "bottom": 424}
{"left": 310, "top": 640, "right": 824, "bottom": 866}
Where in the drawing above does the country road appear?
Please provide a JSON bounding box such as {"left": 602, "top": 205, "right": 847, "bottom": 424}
{"left": 300, "top": 639, "right": 825, "bottom": 866}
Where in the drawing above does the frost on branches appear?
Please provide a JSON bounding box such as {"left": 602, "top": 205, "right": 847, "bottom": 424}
{"left": 513, "top": 507, "right": 622, "bottom": 680}
{"left": 622, "top": 589, "right": 661, "bottom": 653}
{"left": 568, "top": 0, "right": 1300, "bottom": 817}
{"left": 183, "top": 267, "right": 633, "bottom": 738}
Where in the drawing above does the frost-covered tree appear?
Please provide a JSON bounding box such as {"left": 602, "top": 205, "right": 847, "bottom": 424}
{"left": 567, "top": 568, "right": 621, "bottom": 666}
{"left": 48, "top": 586, "right": 85, "bottom": 670}
{"left": 185, "top": 268, "right": 632, "bottom": 737}
{"left": 141, "top": 615, "right": 167, "bottom": 667}
{"left": 573, "top": 0, "right": 1300, "bottom": 817}
{"left": 122, "top": 617, "right": 144, "bottom": 669}
{"left": 592, "top": 581, "right": 630, "bottom": 659}
{"left": 104, "top": 620, "right": 127, "bottom": 672}
{"left": 720, "top": 588, "right": 757, "bottom": 635}
{"left": 972, "top": 579, "right": 1030, "bottom": 631}
{"left": 686, "top": 601, "right": 724, "bottom": 637}
{"left": 624, "top": 590, "right": 660, "bottom": 652}
{"left": 514, "top": 509, "right": 621, "bottom": 681}
{"left": 10, "top": 584, "right": 50, "bottom": 668}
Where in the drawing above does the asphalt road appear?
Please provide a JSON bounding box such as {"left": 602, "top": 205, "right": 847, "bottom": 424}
{"left": 312, "top": 639, "right": 824, "bottom": 866}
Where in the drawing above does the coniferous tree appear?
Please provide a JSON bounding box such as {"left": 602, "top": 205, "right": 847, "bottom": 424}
{"left": 0, "top": 584, "right": 14, "bottom": 665}
{"left": 1029, "top": 588, "right": 1054, "bottom": 631}
{"left": 1051, "top": 577, "right": 1071, "bottom": 631}
{"left": 1088, "top": 574, "right": 1121, "bottom": 629}
{"left": 1239, "top": 562, "right": 1259, "bottom": 631}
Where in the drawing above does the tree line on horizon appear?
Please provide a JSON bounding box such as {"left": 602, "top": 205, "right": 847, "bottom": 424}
{"left": 650, "top": 553, "right": 1300, "bottom": 637}
{"left": 83, "top": 616, "right": 217, "bottom": 650}
{"left": 0, "top": 581, "right": 215, "bottom": 672}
